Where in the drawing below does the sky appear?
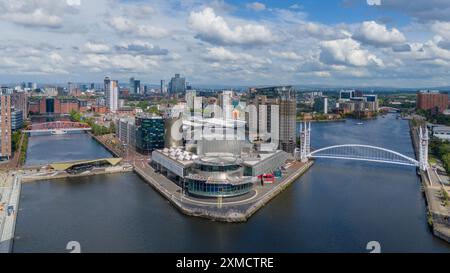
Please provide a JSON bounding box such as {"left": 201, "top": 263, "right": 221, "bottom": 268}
{"left": 1, "top": 0, "right": 450, "bottom": 88}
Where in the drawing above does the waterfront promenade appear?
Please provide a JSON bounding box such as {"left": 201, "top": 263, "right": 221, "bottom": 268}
{"left": 134, "top": 159, "right": 313, "bottom": 222}
{"left": 86, "top": 132, "right": 316, "bottom": 221}
{"left": 410, "top": 124, "right": 450, "bottom": 243}
{"left": 12, "top": 115, "right": 450, "bottom": 252}
{"left": 0, "top": 172, "right": 21, "bottom": 253}
{"left": 20, "top": 165, "right": 133, "bottom": 182}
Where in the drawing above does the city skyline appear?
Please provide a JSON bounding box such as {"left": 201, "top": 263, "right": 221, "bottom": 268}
{"left": 1, "top": 0, "right": 450, "bottom": 88}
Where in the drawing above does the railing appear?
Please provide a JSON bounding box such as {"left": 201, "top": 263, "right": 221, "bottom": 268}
{"left": 25, "top": 122, "right": 91, "bottom": 132}
{"left": 308, "top": 144, "right": 419, "bottom": 167}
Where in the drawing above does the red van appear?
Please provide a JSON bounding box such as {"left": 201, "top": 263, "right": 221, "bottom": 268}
{"left": 258, "top": 174, "right": 275, "bottom": 184}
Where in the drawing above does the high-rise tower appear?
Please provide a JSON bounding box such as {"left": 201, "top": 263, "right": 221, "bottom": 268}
{"left": 104, "top": 77, "right": 118, "bottom": 113}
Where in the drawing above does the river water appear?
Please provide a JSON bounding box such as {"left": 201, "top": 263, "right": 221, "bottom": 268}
{"left": 13, "top": 114, "right": 450, "bottom": 252}
{"left": 25, "top": 132, "right": 112, "bottom": 166}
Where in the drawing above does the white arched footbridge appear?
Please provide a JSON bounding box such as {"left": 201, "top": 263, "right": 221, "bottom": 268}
{"left": 296, "top": 122, "right": 429, "bottom": 171}
{"left": 307, "top": 144, "right": 419, "bottom": 167}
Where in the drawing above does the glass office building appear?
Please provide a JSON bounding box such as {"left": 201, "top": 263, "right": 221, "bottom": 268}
{"left": 11, "top": 109, "right": 23, "bottom": 131}
{"left": 135, "top": 114, "right": 165, "bottom": 153}
{"left": 185, "top": 156, "right": 254, "bottom": 198}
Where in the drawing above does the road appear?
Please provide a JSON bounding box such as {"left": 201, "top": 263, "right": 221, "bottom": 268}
{"left": 0, "top": 171, "right": 21, "bottom": 253}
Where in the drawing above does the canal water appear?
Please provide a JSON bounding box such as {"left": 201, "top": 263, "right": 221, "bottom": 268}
{"left": 25, "top": 132, "right": 112, "bottom": 166}
{"left": 13, "top": 114, "right": 450, "bottom": 252}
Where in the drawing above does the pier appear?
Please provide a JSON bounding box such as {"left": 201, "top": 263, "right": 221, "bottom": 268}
{"left": 1, "top": 161, "right": 132, "bottom": 253}
{"left": 0, "top": 172, "right": 21, "bottom": 253}
{"left": 135, "top": 160, "right": 313, "bottom": 222}
{"left": 410, "top": 123, "right": 450, "bottom": 243}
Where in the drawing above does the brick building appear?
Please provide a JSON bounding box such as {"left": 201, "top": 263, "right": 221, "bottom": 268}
{"left": 0, "top": 95, "right": 11, "bottom": 160}
{"left": 417, "top": 90, "right": 449, "bottom": 114}
{"left": 29, "top": 97, "right": 88, "bottom": 115}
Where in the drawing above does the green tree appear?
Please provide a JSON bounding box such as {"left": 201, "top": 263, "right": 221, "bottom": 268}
{"left": 11, "top": 131, "right": 21, "bottom": 152}
{"left": 147, "top": 106, "right": 161, "bottom": 115}
{"left": 109, "top": 121, "right": 116, "bottom": 134}
{"left": 69, "top": 109, "right": 81, "bottom": 122}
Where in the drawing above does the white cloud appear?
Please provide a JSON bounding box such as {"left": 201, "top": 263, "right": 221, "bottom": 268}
{"left": 80, "top": 53, "right": 158, "bottom": 73}
{"left": 119, "top": 3, "right": 155, "bottom": 19}
{"left": 83, "top": 42, "right": 111, "bottom": 54}
{"left": 431, "top": 21, "right": 450, "bottom": 40}
{"left": 289, "top": 4, "right": 303, "bottom": 10}
{"left": 1, "top": 0, "right": 450, "bottom": 87}
{"left": 0, "top": 0, "right": 81, "bottom": 28}
{"left": 371, "top": 0, "right": 450, "bottom": 22}
{"left": 49, "top": 52, "right": 64, "bottom": 63}
{"left": 320, "top": 38, "right": 384, "bottom": 67}
{"left": 204, "top": 47, "right": 269, "bottom": 64}
{"left": 1, "top": 9, "right": 62, "bottom": 28}
{"left": 66, "top": 0, "right": 81, "bottom": 6}
{"left": 246, "top": 2, "right": 266, "bottom": 11}
{"left": 105, "top": 16, "right": 168, "bottom": 39}
{"left": 367, "top": 0, "right": 381, "bottom": 6}
{"left": 314, "top": 71, "right": 331, "bottom": 77}
{"left": 400, "top": 39, "right": 450, "bottom": 61}
{"left": 188, "top": 7, "right": 274, "bottom": 45}
{"left": 297, "top": 22, "right": 349, "bottom": 40}
{"left": 354, "top": 21, "right": 406, "bottom": 46}
{"left": 114, "top": 41, "right": 169, "bottom": 56}
{"left": 269, "top": 50, "right": 303, "bottom": 61}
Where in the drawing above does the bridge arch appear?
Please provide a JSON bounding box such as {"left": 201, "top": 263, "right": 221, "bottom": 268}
{"left": 307, "top": 144, "right": 419, "bottom": 167}
{"left": 25, "top": 121, "right": 91, "bottom": 133}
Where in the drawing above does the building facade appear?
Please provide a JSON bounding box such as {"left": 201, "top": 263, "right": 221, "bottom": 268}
{"left": 160, "top": 80, "right": 167, "bottom": 94}
{"left": 28, "top": 97, "right": 87, "bottom": 115}
{"left": 185, "top": 90, "right": 196, "bottom": 110}
{"left": 135, "top": 114, "right": 165, "bottom": 153}
{"left": 218, "top": 90, "right": 233, "bottom": 120}
{"left": 117, "top": 117, "right": 136, "bottom": 147}
{"left": 279, "top": 98, "right": 297, "bottom": 153}
{"left": 417, "top": 90, "right": 449, "bottom": 114}
{"left": 314, "top": 96, "right": 328, "bottom": 114}
{"left": 184, "top": 156, "right": 254, "bottom": 198}
{"left": 168, "top": 74, "right": 186, "bottom": 94}
{"left": 11, "top": 109, "right": 23, "bottom": 131}
{"left": 129, "top": 77, "right": 141, "bottom": 94}
{"left": 431, "top": 126, "right": 450, "bottom": 140}
{"left": 248, "top": 86, "right": 297, "bottom": 154}
{"left": 340, "top": 90, "right": 355, "bottom": 101}
{"left": 151, "top": 139, "right": 289, "bottom": 198}
{"left": 11, "top": 91, "right": 28, "bottom": 119}
{"left": 0, "top": 95, "right": 12, "bottom": 160}
{"left": 105, "top": 77, "right": 119, "bottom": 113}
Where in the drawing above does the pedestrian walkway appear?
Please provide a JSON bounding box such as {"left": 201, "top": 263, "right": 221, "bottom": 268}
{"left": 0, "top": 172, "right": 21, "bottom": 253}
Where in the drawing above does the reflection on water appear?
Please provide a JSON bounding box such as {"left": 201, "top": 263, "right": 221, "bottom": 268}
{"left": 14, "top": 114, "right": 450, "bottom": 252}
{"left": 25, "top": 132, "right": 112, "bottom": 166}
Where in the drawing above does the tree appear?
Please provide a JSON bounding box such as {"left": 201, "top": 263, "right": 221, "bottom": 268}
{"left": 69, "top": 109, "right": 81, "bottom": 122}
{"left": 11, "top": 131, "right": 21, "bottom": 152}
{"left": 109, "top": 121, "right": 116, "bottom": 134}
{"left": 147, "top": 106, "right": 161, "bottom": 115}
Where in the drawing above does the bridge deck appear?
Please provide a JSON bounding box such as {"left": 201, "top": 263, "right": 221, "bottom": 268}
{"left": 23, "top": 128, "right": 92, "bottom": 133}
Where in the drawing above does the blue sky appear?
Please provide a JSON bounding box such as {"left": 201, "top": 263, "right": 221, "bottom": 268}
{"left": 1, "top": 0, "right": 450, "bottom": 87}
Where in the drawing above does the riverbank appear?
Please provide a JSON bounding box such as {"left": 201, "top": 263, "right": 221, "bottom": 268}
{"left": 20, "top": 165, "right": 133, "bottom": 183}
{"left": 0, "top": 172, "right": 21, "bottom": 253}
{"left": 88, "top": 132, "right": 122, "bottom": 158}
{"left": 297, "top": 118, "right": 346, "bottom": 123}
{"left": 86, "top": 130, "right": 317, "bottom": 222}
{"left": 13, "top": 114, "right": 450, "bottom": 252}
{"left": 410, "top": 122, "right": 450, "bottom": 243}
{"left": 0, "top": 132, "right": 27, "bottom": 171}
{"left": 135, "top": 160, "right": 313, "bottom": 223}
{"left": 1, "top": 164, "right": 132, "bottom": 253}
